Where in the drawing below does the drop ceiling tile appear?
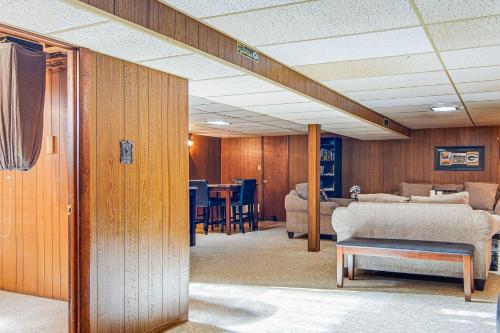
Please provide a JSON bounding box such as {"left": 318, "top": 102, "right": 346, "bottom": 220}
{"left": 189, "top": 96, "right": 214, "bottom": 106}
{"left": 244, "top": 102, "right": 333, "bottom": 114}
{"left": 415, "top": 0, "right": 500, "bottom": 23}
{"left": 456, "top": 80, "right": 500, "bottom": 94}
{"left": 259, "top": 27, "right": 432, "bottom": 66}
{"left": 208, "top": 91, "right": 310, "bottom": 107}
{"left": 372, "top": 105, "right": 433, "bottom": 114}
{"left": 141, "top": 54, "right": 243, "bottom": 80}
{"left": 189, "top": 75, "right": 283, "bottom": 97}
{"left": 462, "top": 91, "right": 500, "bottom": 102}
{"left": 192, "top": 103, "right": 241, "bottom": 113}
{"left": 215, "top": 110, "right": 262, "bottom": 118}
{"left": 295, "top": 53, "right": 442, "bottom": 81}
{"left": 346, "top": 84, "right": 455, "bottom": 101}
{"left": 428, "top": 16, "right": 500, "bottom": 51}
{"left": 276, "top": 111, "right": 348, "bottom": 120}
{"left": 205, "top": 0, "right": 418, "bottom": 45}
{"left": 188, "top": 109, "right": 206, "bottom": 115}
{"left": 323, "top": 71, "right": 449, "bottom": 92}
{"left": 51, "top": 22, "right": 190, "bottom": 62}
{"left": 450, "top": 66, "right": 500, "bottom": 83}
{"left": 441, "top": 45, "right": 500, "bottom": 69}
{"left": 0, "top": 0, "right": 107, "bottom": 34}
{"left": 161, "top": 0, "right": 303, "bottom": 18}
{"left": 361, "top": 94, "right": 460, "bottom": 108}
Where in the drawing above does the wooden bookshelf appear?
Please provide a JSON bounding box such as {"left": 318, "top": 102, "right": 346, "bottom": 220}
{"left": 320, "top": 138, "right": 342, "bottom": 198}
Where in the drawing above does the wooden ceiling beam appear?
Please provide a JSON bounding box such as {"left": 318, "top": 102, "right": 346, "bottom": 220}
{"left": 76, "top": 0, "right": 411, "bottom": 138}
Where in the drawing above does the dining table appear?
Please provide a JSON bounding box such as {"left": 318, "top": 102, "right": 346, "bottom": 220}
{"left": 208, "top": 184, "right": 241, "bottom": 235}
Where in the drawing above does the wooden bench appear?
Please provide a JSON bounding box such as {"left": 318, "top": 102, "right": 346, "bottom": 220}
{"left": 336, "top": 237, "right": 475, "bottom": 301}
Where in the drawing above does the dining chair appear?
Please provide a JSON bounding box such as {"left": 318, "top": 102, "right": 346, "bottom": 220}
{"left": 222, "top": 179, "right": 257, "bottom": 233}
{"left": 189, "top": 179, "right": 223, "bottom": 234}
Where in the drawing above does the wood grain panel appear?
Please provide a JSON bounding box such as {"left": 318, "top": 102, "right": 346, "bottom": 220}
{"left": 288, "top": 135, "right": 308, "bottom": 191}
{"left": 0, "top": 69, "right": 69, "bottom": 301}
{"left": 263, "top": 136, "right": 289, "bottom": 221}
{"left": 78, "top": 49, "right": 189, "bottom": 333}
{"left": 343, "top": 127, "right": 500, "bottom": 195}
{"left": 78, "top": 0, "right": 410, "bottom": 138}
{"left": 220, "top": 137, "right": 263, "bottom": 217}
{"left": 189, "top": 134, "right": 221, "bottom": 183}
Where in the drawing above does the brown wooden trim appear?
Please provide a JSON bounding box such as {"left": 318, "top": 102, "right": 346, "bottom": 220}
{"left": 307, "top": 124, "right": 320, "bottom": 252}
{"left": 75, "top": 0, "right": 410, "bottom": 138}
{"left": 340, "top": 247, "right": 467, "bottom": 262}
{"left": 0, "top": 23, "right": 76, "bottom": 50}
{"left": 146, "top": 313, "right": 188, "bottom": 333}
{"left": 336, "top": 246, "right": 344, "bottom": 288}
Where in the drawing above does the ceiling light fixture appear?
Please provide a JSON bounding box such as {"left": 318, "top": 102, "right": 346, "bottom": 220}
{"left": 430, "top": 103, "right": 460, "bottom": 112}
{"left": 206, "top": 120, "right": 230, "bottom": 125}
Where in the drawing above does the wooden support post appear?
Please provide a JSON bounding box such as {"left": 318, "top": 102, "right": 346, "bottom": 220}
{"left": 308, "top": 124, "right": 320, "bottom": 252}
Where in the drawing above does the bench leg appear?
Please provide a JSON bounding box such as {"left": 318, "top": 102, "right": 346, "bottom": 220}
{"left": 470, "top": 257, "right": 474, "bottom": 293}
{"left": 347, "top": 254, "right": 354, "bottom": 280}
{"left": 337, "top": 246, "right": 344, "bottom": 288}
{"left": 463, "top": 255, "right": 472, "bottom": 302}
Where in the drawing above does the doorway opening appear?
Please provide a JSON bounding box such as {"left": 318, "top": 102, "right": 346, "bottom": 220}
{"left": 0, "top": 24, "right": 76, "bottom": 333}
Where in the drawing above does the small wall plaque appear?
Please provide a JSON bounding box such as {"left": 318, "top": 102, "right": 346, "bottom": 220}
{"left": 236, "top": 43, "right": 259, "bottom": 62}
{"left": 120, "top": 140, "right": 133, "bottom": 164}
{"left": 434, "top": 146, "right": 484, "bottom": 171}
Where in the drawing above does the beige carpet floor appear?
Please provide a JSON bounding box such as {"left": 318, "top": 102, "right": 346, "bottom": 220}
{"left": 171, "top": 222, "right": 499, "bottom": 333}
{"left": 0, "top": 290, "right": 67, "bottom": 333}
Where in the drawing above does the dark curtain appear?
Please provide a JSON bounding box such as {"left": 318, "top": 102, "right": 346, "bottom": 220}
{"left": 0, "top": 42, "right": 46, "bottom": 170}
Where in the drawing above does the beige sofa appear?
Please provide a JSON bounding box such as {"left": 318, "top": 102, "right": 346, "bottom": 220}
{"left": 332, "top": 202, "right": 497, "bottom": 290}
{"left": 285, "top": 183, "right": 354, "bottom": 238}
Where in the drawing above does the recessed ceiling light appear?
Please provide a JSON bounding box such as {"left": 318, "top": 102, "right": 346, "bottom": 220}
{"left": 430, "top": 103, "right": 460, "bottom": 112}
{"left": 206, "top": 120, "right": 230, "bottom": 125}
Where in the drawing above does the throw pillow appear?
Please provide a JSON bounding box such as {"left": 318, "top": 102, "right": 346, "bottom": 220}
{"left": 464, "top": 182, "right": 499, "bottom": 210}
{"left": 357, "top": 193, "right": 410, "bottom": 203}
{"left": 411, "top": 191, "right": 469, "bottom": 204}
{"left": 295, "top": 183, "right": 308, "bottom": 200}
{"left": 400, "top": 182, "right": 433, "bottom": 197}
{"left": 432, "top": 184, "right": 465, "bottom": 193}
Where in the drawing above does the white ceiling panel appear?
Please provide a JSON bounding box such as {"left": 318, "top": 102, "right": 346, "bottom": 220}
{"left": 450, "top": 66, "right": 500, "bottom": 83}
{"left": 462, "top": 91, "right": 500, "bottom": 102}
{"left": 189, "top": 75, "right": 283, "bottom": 97}
{"left": 161, "top": 0, "right": 303, "bottom": 18}
{"left": 361, "top": 94, "right": 460, "bottom": 108}
{"left": 191, "top": 103, "right": 241, "bottom": 113}
{"left": 428, "top": 16, "right": 500, "bottom": 51}
{"left": 441, "top": 45, "right": 500, "bottom": 69}
{"left": 215, "top": 110, "right": 263, "bottom": 118}
{"left": 259, "top": 27, "right": 432, "bottom": 66}
{"left": 0, "top": 0, "right": 107, "bottom": 34}
{"left": 204, "top": 0, "right": 418, "bottom": 46}
{"left": 456, "top": 80, "right": 500, "bottom": 94}
{"left": 208, "top": 91, "right": 310, "bottom": 107}
{"left": 189, "top": 96, "right": 214, "bottom": 106}
{"left": 372, "top": 105, "right": 432, "bottom": 114}
{"left": 244, "top": 102, "right": 333, "bottom": 114}
{"left": 140, "top": 54, "right": 244, "bottom": 80}
{"left": 347, "top": 84, "right": 455, "bottom": 101}
{"left": 415, "top": 0, "right": 500, "bottom": 23}
{"left": 323, "top": 71, "right": 449, "bottom": 92}
{"left": 274, "top": 111, "right": 347, "bottom": 121}
{"left": 295, "top": 53, "right": 442, "bottom": 81}
{"left": 51, "top": 22, "right": 190, "bottom": 62}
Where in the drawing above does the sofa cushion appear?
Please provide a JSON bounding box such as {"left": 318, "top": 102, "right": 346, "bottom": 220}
{"left": 400, "top": 182, "right": 432, "bottom": 197}
{"left": 432, "top": 184, "right": 465, "bottom": 193}
{"left": 358, "top": 193, "right": 410, "bottom": 203}
{"left": 320, "top": 201, "right": 339, "bottom": 215}
{"left": 295, "top": 183, "right": 308, "bottom": 200}
{"left": 411, "top": 191, "right": 469, "bottom": 204}
{"left": 464, "top": 182, "right": 499, "bottom": 210}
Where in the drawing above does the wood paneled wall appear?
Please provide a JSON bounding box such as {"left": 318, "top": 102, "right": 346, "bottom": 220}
{"left": 0, "top": 69, "right": 69, "bottom": 300}
{"left": 288, "top": 135, "right": 308, "bottom": 191}
{"left": 78, "top": 49, "right": 189, "bottom": 333}
{"left": 189, "top": 134, "right": 221, "bottom": 183}
{"left": 343, "top": 127, "right": 500, "bottom": 195}
{"left": 220, "top": 137, "right": 263, "bottom": 217}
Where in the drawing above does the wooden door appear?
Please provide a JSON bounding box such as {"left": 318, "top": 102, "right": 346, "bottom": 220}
{"left": 263, "top": 136, "right": 289, "bottom": 221}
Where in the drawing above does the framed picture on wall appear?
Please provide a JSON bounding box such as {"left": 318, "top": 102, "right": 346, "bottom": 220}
{"left": 434, "top": 146, "right": 484, "bottom": 171}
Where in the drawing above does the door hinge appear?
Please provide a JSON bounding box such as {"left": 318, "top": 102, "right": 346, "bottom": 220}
{"left": 67, "top": 204, "right": 72, "bottom": 216}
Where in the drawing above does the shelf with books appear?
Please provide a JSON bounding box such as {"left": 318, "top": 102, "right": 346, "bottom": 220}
{"left": 319, "top": 137, "right": 342, "bottom": 198}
